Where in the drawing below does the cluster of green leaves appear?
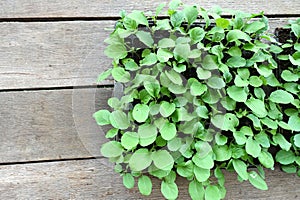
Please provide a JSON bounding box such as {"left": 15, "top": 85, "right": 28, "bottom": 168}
{"left": 275, "top": 19, "right": 300, "bottom": 175}
{"left": 94, "top": 1, "right": 300, "bottom": 199}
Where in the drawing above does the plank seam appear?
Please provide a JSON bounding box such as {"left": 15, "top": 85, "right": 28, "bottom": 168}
{"left": 0, "top": 156, "right": 104, "bottom": 166}
{"left": 0, "top": 84, "right": 114, "bottom": 93}
{"left": 0, "top": 14, "right": 299, "bottom": 23}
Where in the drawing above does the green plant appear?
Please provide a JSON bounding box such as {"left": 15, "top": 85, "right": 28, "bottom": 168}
{"left": 94, "top": 1, "right": 300, "bottom": 199}
{"left": 274, "top": 19, "right": 300, "bottom": 175}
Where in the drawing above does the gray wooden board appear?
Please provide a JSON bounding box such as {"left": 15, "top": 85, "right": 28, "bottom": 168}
{"left": 0, "top": 158, "right": 299, "bottom": 199}
{"left": 0, "top": 18, "right": 297, "bottom": 90}
{"left": 0, "top": 88, "right": 113, "bottom": 163}
{"left": 0, "top": 0, "right": 299, "bottom": 18}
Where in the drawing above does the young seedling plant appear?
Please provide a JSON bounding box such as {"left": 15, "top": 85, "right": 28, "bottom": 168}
{"left": 94, "top": 1, "right": 300, "bottom": 199}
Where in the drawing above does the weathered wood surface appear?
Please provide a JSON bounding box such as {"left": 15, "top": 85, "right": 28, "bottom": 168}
{"left": 0, "top": 18, "right": 296, "bottom": 90}
{"left": 1, "top": 0, "right": 300, "bottom": 199}
{"left": 0, "top": 88, "right": 112, "bottom": 163}
{"left": 0, "top": 0, "right": 299, "bottom": 18}
{"left": 0, "top": 159, "right": 299, "bottom": 199}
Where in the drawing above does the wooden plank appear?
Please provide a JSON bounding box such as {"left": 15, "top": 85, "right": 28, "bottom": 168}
{"left": 0, "top": 159, "right": 299, "bottom": 199}
{"left": 0, "top": 88, "right": 112, "bottom": 163}
{"left": 0, "top": 18, "right": 296, "bottom": 90}
{"left": 0, "top": 0, "right": 299, "bottom": 18}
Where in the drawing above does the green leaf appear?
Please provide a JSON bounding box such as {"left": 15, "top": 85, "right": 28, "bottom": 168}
{"left": 237, "top": 68, "right": 250, "bottom": 79}
{"left": 183, "top": 5, "right": 198, "bottom": 25}
{"left": 233, "top": 131, "right": 247, "bottom": 145}
{"left": 245, "top": 137, "right": 261, "bottom": 158}
{"left": 127, "top": 11, "right": 149, "bottom": 26}
{"left": 97, "top": 69, "right": 112, "bottom": 82}
{"left": 152, "top": 150, "right": 174, "bottom": 171}
{"left": 258, "top": 151, "right": 274, "bottom": 169}
{"left": 248, "top": 171, "right": 268, "bottom": 190}
{"left": 293, "top": 134, "right": 300, "bottom": 148}
{"left": 174, "top": 43, "right": 190, "bottom": 60}
{"left": 109, "top": 110, "right": 130, "bottom": 130}
{"left": 138, "top": 123, "right": 157, "bottom": 146}
{"left": 144, "top": 80, "right": 160, "bottom": 98}
{"left": 170, "top": 11, "right": 184, "bottom": 28}
{"left": 216, "top": 18, "right": 230, "bottom": 29}
{"left": 158, "top": 38, "right": 175, "bottom": 48}
{"left": 244, "top": 21, "right": 266, "bottom": 33}
{"left": 165, "top": 69, "right": 182, "bottom": 85}
{"left": 101, "top": 141, "right": 123, "bottom": 157}
{"left": 132, "top": 104, "right": 149, "bottom": 123}
{"left": 189, "top": 27, "right": 205, "bottom": 43}
{"left": 189, "top": 180, "right": 205, "bottom": 200}
{"left": 194, "top": 166, "right": 210, "bottom": 182}
{"left": 177, "top": 161, "right": 194, "bottom": 177}
{"left": 190, "top": 80, "right": 207, "bottom": 96}
{"left": 160, "top": 101, "right": 176, "bottom": 117}
{"left": 245, "top": 97, "right": 268, "bottom": 118}
{"left": 266, "top": 74, "right": 281, "bottom": 87}
{"left": 221, "top": 96, "right": 236, "bottom": 111}
{"left": 192, "top": 153, "right": 214, "bottom": 169}
{"left": 121, "top": 132, "right": 139, "bottom": 150}
{"left": 138, "top": 175, "right": 152, "bottom": 196}
{"left": 269, "top": 44, "right": 283, "bottom": 54}
{"left": 211, "top": 114, "right": 239, "bottom": 131}
{"left": 228, "top": 46, "right": 242, "bottom": 57}
{"left": 213, "top": 145, "right": 232, "bottom": 161}
{"left": 201, "top": 55, "right": 218, "bottom": 70}
{"left": 282, "top": 164, "right": 297, "bottom": 173}
{"left": 275, "top": 150, "right": 295, "bottom": 165}
{"left": 273, "top": 133, "right": 291, "bottom": 151}
{"left": 123, "top": 173, "right": 135, "bottom": 189}
{"left": 123, "top": 17, "right": 137, "bottom": 30}
{"left": 136, "top": 31, "right": 154, "bottom": 47}
{"left": 269, "top": 90, "right": 294, "bottom": 104}
{"left": 140, "top": 53, "right": 157, "bottom": 66}
{"left": 226, "top": 56, "right": 246, "bottom": 68}
{"left": 196, "top": 67, "right": 211, "bottom": 80}
{"left": 207, "top": 76, "right": 225, "bottom": 89}
{"left": 254, "top": 132, "right": 270, "bottom": 148}
{"left": 167, "top": 137, "right": 181, "bottom": 151}
{"left": 157, "top": 48, "right": 173, "bottom": 63}
{"left": 291, "top": 23, "right": 300, "bottom": 38}
{"left": 160, "top": 121, "right": 177, "bottom": 141}
{"left": 93, "top": 110, "right": 110, "bottom": 125}
{"left": 232, "top": 159, "right": 248, "bottom": 180}
{"left": 215, "top": 133, "right": 228, "bottom": 145}
{"left": 205, "top": 185, "right": 221, "bottom": 200}
{"left": 288, "top": 114, "right": 300, "bottom": 131}
{"left": 249, "top": 76, "right": 263, "bottom": 87}
{"left": 161, "top": 181, "right": 178, "bottom": 200}
{"left": 122, "top": 58, "right": 139, "bottom": 71}
{"left": 104, "top": 44, "right": 127, "bottom": 60}
{"left": 281, "top": 70, "right": 299, "bottom": 82}
{"left": 254, "top": 88, "right": 266, "bottom": 100}
{"left": 227, "top": 30, "right": 251, "bottom": 42}
{"left": 105, "top": 128, "right": 118, "bottom": 139}
{"left": 196, "top": 106, "right": 209, "bottom": 119}
{"left": 112, "top": 67, "right": 130, "bottom": 83}
{"left": 129, "top": 149, "right": 152, "bottom": 171}
{"left": 227, "top": 86, "right": 248, "bottom": 102}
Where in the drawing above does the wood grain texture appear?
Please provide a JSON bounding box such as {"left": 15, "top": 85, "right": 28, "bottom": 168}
{"left": 0, "top": 88, "right": 112, "bottom": 163}
{"left": 0, "top": 159, "right": 299, "bottom": 199}
{"left": 0, "top": 0, "right": 299, "bottom": 18}
{"left": 0, "top": 18, "right": 296, "bottom": 90}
